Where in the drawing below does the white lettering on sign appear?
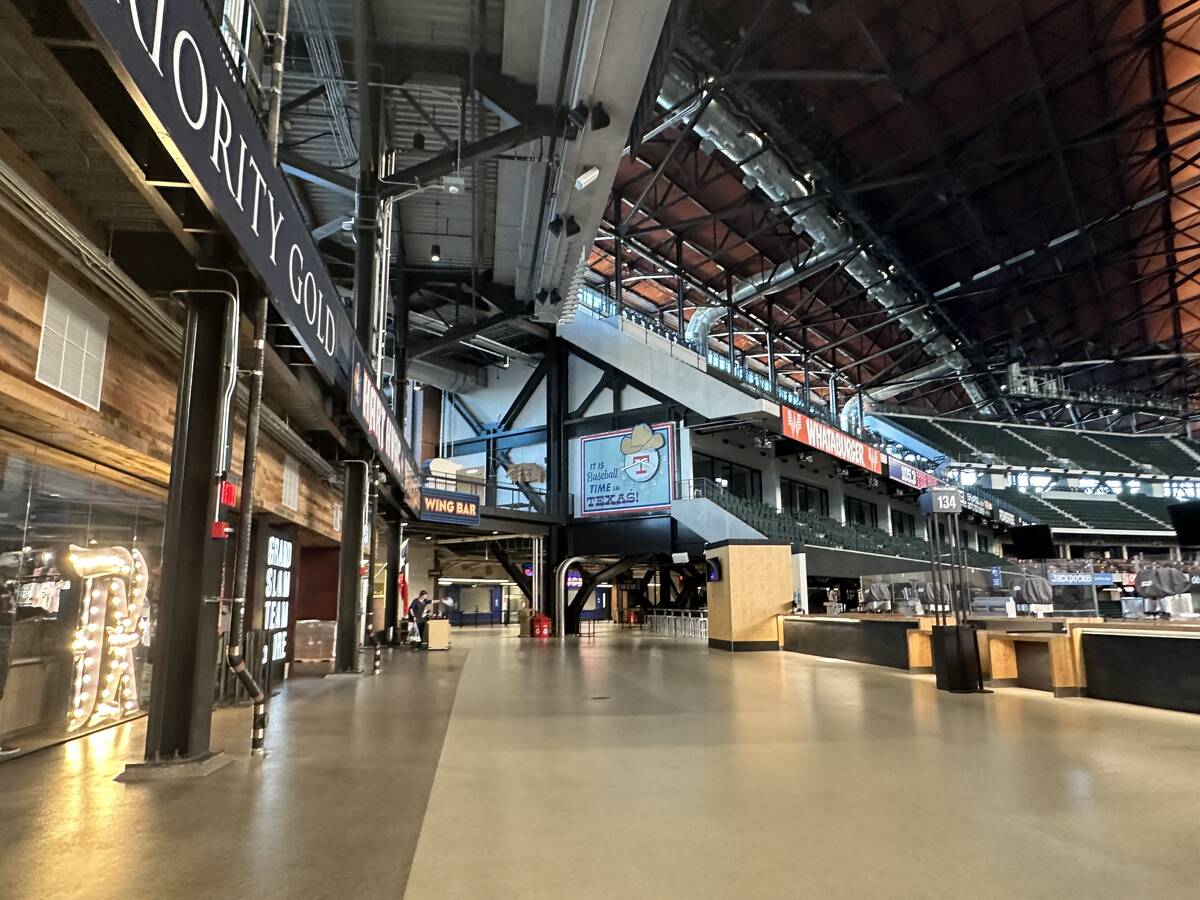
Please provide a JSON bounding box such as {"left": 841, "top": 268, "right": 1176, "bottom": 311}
{"left": 782, "top": 408, "right": 882, "bottom": 473}
{"left": 83, "top": 0, "right": 345, "bottom": 381}
{"left": 263, "top": 534, "right": 293, "bottom": 659}
{"left": 353, "top": 360, "right": 406, "bottom": 486}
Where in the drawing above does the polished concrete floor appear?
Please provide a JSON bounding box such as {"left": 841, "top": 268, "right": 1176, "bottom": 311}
{"left": 2, "top": 629, "right": 1199, "bottom": 899}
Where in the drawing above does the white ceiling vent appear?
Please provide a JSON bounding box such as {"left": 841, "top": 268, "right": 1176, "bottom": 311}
{"left": 35, "top": 273, "right": 108, "bottom": 411}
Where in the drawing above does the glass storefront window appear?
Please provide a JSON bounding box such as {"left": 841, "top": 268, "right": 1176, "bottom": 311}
{"left": 1, "top": 448, "right": 164, "bottom": 759}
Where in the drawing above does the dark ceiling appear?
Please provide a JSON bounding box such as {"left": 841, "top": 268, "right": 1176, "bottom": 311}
{"left": 594, "top": 0, "right": 1200, "bottom": 423}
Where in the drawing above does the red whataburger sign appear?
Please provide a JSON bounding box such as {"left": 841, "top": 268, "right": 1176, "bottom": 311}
{"left": 781, "top": 408, "right": 884, "bottom": 474}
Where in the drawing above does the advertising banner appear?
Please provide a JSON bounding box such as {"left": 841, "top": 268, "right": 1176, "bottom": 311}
{"left": 580, "top": 422, "right": 676, "bottom": 516}
{"left": 72, "top": 0, "right": 353, "bottom": 386}
{"left": 1048, "top": 570, "right": 1096, "bottom": 587}
{"left": 963, "top": 491, "right": 992, "bottom": 516}
{"left": 887, "top": 456, "right": 941, "bottom": 491}
{"left": 781, "top": 408, "right": 883, "bottom": 474}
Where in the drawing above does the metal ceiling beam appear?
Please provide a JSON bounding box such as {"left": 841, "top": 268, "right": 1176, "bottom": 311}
{"left": 281, "top": 83, "right": 327, "bottom": 115}
{"left": 280, "top": 150, "right": 356, "bottom": 196}
{"left": 407, "top": 312, "right": 517, "bottom": 359}
{"left": 378, "top": 121, "right": 555, "bottom": 199}
{"left": 311, "top": 216, "right": 350, "bottom": 241}
{"left": 720, "top": 68, "right": 889, "bottom": 84}
{"left": 398, "top": 87, "right": 456, "bottom": 147}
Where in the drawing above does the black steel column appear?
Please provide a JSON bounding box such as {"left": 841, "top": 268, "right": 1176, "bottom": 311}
{"left": 364, "top": 465, "right": 379, "bottom": 642}
{"left": 543, "top": 333, "right": 569, "bottom": 627}
{"left": 674, "top": 237, "right": 685, "bottom": 336}
{"left": 334, "top": 461, "right": 367, "bottom": 672}
{"left": 334, "top": 7, "right": 380, "bottom": 672}
{"left": 144, "top": 298, "right": 228, "bottom": 762}
{"left": 802, "top": 328, "right": 811, "bottom": 411}
{"left": 725, "top": 274, "right": 736, "bottom": 370}
{"left": 546, "top": 333, "right": 569, "bottom": 521}
{"left": 613, "top": 232, "right": 624, "bottom": 312}
{"left": 766, "top": 299, "right": 776, "bottom": 398}
{"left": 384, "top": 518, "right": 401, "bottom": 643}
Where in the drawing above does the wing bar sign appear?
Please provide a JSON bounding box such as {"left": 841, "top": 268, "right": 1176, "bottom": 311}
{"left": 419, "top": 489, "right": 481, "bottom": 526}
{"left": 781, "top": 408, "right": 883, "bottom": 474}
{"left": 72, "top": 0, "right": 352, "bottom": 387}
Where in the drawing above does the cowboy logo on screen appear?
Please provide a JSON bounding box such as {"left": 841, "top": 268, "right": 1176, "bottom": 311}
{"left": 620, "top": 423, "right": 665, "bottom": 483}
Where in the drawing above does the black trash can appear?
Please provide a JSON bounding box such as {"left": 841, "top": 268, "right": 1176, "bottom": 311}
{"left": 931, "top": 624, "right": 985, "bottom": 694}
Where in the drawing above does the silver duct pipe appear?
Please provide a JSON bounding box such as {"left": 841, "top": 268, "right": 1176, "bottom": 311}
{"left": 605, "top": 227, "right": 822, "bottom": 406}
{"left": 730, "top": 232, "right": 849, "bottom": 306}
{"left": 658, "top": 61, "right": 987, "bottom": 409}
{"left": 407, "top": 358, "right": 487, "bottom": 394}
{"left": 682, "top": 305, "right": 725, "bottom": 345}
{"left": 683, "top": 235, "right": 851, "bottom": 346}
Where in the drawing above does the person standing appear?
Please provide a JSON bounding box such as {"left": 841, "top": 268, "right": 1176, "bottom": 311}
{"left": 408, "top": 590, "right": 429, "bottom": 648}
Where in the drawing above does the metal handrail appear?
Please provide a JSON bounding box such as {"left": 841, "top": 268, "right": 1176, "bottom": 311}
{"left": 576, "top": 283, "right": 828, "bottom": 422}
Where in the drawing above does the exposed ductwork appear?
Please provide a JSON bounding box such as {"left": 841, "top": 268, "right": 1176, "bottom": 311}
{"left": 658, "top": 61, "right": 988, "bottom": 410}
{"left": 407, "top": 357, "right": 487, "bottom": 395}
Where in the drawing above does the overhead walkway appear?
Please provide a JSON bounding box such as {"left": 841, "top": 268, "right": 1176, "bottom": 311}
{"left": 559, "top": 287, "right": 784, "bottom": 422}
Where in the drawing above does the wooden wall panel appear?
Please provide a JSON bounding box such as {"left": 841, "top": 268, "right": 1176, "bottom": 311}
{"left": 728, "top": 544, "right": 793, "bottom": 643}
{"left": 0, "top": 207, "right": 177, "bottom": 487}
{"left": 228, "top": 418, "right": 342, "bottom": 543}
{"left": 0, "top": 201, "right": 339, "bottom": 541}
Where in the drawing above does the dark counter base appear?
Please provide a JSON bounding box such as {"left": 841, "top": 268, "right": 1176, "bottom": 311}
{"left": 1082, "top": 634, "right": 1200, "bottom": 715}
{"left": 708, "top": 638, "right": 778, "bottom": 652}
{"left": 782, "top": 618, "right": 913, "bottom": 669}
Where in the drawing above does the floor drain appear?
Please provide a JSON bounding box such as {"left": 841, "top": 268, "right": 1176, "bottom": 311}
{"left": 590, "top": 696, "right": 611, "bottom": 700}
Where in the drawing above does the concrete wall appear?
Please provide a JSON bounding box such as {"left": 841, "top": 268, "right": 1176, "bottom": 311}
{"left": 406, "top": 539, "right": 438, "bottom": 602}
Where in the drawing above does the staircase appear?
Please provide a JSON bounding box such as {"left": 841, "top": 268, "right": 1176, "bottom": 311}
{"left": 932, "top": 420, "right": 984, "bottom": 456}
{"left": 1082, "top": 433, "right": 1141, "bottom": 468}
{"left": 1170, "top": 436, "right": 1200, "bottom": 466}
{"left": 1006, "top": 428, "right": 1061, "bottom": 464}
{"left": 1114, "top": 495, "right": 1170, "bottom": 528}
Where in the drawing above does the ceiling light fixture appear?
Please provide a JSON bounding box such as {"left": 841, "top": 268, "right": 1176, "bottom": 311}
{"left": 575, "top": 165, "right": 601, "bottom": 191}
{"left": 590, "top": 103, "right": 610, "bottom": 130}
{"left": 564, "top": 215, "right": 580, "bottom": 237}
{"left": 413, "top": 132, "right": 426, "bottom": 151}
{"left": 547, "top": 216, "right": 564, "bottom": 236}
{"left": 430, "top": 243, "right": 441, "bottom": 262}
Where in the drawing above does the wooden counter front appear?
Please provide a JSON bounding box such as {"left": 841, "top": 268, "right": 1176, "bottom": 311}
{"left": 987, "top": 632, "right": 1081, "bottom": 697}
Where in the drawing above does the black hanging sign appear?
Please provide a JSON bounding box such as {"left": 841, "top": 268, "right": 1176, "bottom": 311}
{"left": 71, "top": 0, "right": 353, "bottom": 386}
